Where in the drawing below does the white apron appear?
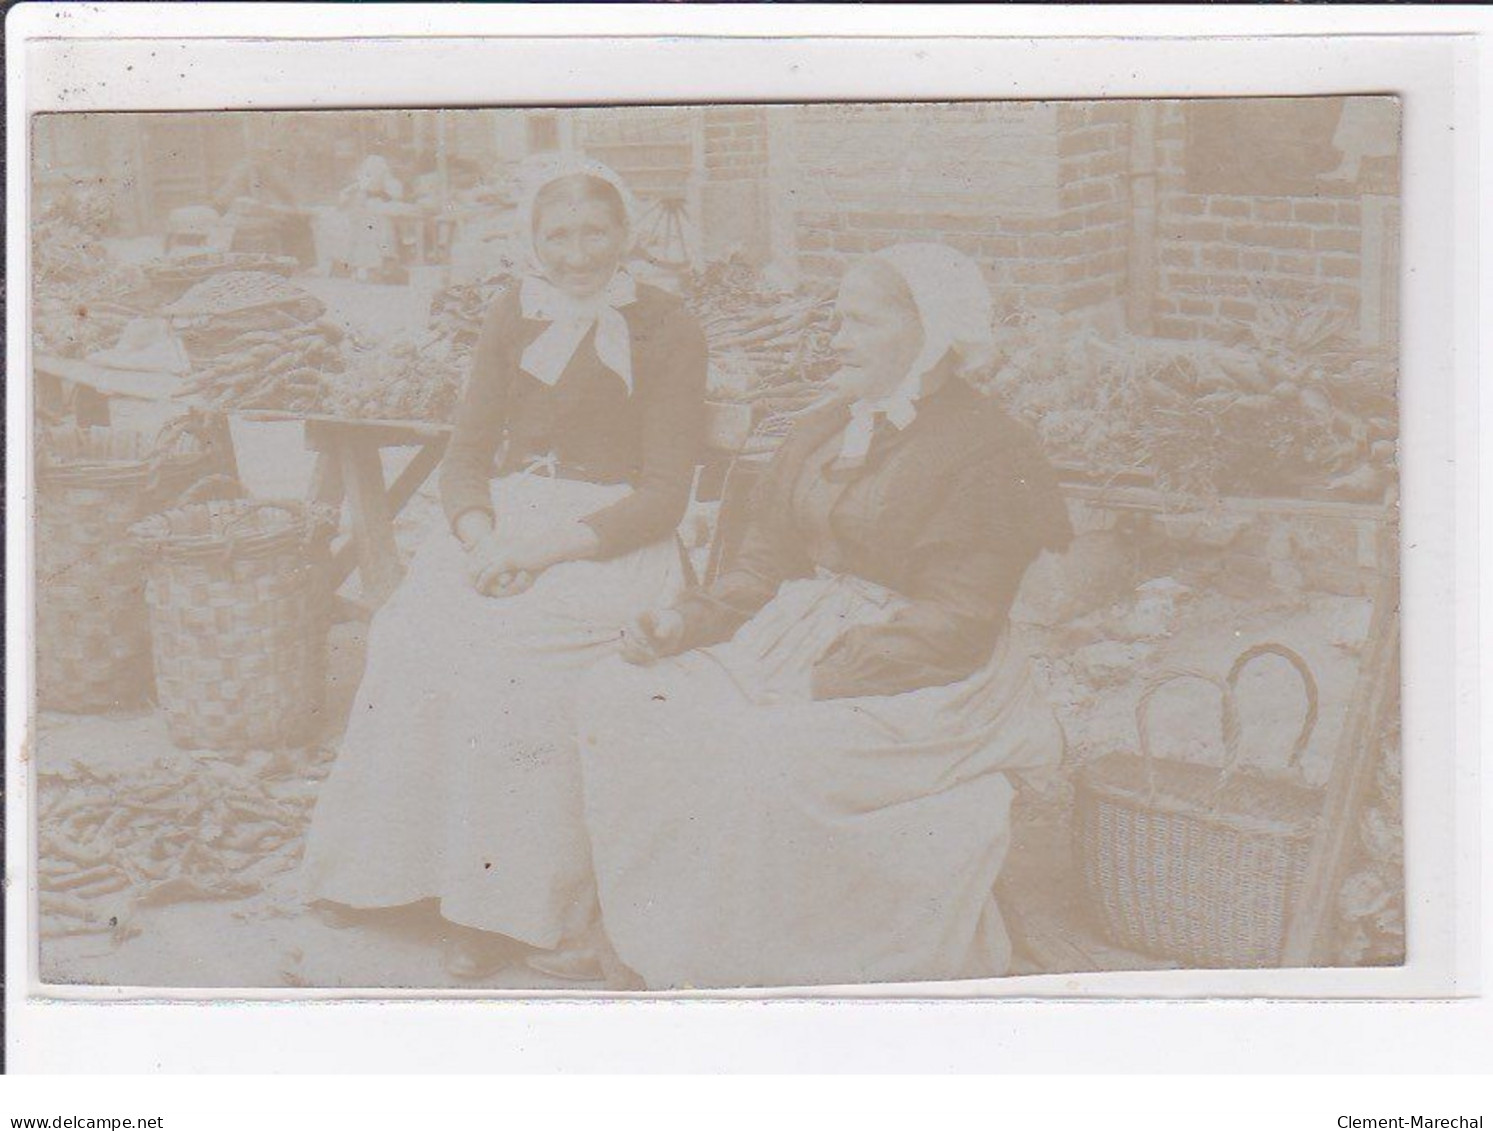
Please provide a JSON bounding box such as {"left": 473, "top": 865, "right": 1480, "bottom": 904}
{"left": 576, "top": 572, "right": 1064, "bottom": 989}
{"left": 300, "top": 472, "right": 683, "bottom": 947}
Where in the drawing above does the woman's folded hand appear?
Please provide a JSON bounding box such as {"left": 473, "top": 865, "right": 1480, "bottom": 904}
{"left": 465, "top": 533, "right": 532, "bottom": 598}
{"left": 619, "top": 608, "right": 685, "bottom": 665}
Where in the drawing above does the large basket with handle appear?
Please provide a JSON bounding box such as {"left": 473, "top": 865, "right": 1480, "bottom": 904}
{"left": 1074, "top": 643, "right": 1322, "bottom": 968}
{"left": 130, "top": 498, "right": 337, "bottom": 750}
{"left": 35, "top": 418, "right": 218, "bottom": 712}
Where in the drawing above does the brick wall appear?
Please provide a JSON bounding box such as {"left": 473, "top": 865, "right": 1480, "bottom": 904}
{"left": 690, "top": 100, "right": 1391, "bottom": 346}
{"left": 1151, "top": 103, "right": 1365, "bottom": 340}
{"left": 1055, "top": 102, "right": 1133, "bottom": 323}
{"left": 787, "top": 103, "right": 1081, "bottom": 315}
{"left": 698, "top": 107, "right": 772, "bottom": 262}
{"left": 780, "top": 103, "right": 1134, "bottom": 324}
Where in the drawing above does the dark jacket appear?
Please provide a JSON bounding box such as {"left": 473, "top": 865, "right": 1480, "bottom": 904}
{"left": 439, "top": 281, "right": 708, "bottom": 560}
{"left": 673, "top": 376, "right": 1072, "bottom": 700}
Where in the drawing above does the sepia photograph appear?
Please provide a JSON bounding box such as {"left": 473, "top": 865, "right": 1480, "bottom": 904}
{"left": 29, "top": 97, "right": 1403, "bottom": 992}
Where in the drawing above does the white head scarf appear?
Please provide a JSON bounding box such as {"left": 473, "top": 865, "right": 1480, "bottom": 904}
{"left": 512, "top": 153, "right": 640, "bottom": 393}
{"left": 836, "top": 242, "right": 996, "bottom": 465}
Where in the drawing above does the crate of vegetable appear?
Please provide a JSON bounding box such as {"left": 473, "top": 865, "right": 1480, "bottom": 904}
{"left": 143, "top": 251, "right": 299, "bottom": 303}
{"left": 168, "top": 272, "right": 347, "bottom": 413}
{"left": 32, "top": 188, "right": 150, "bottom": 360}
{"left": 983, "top": 288, "right": 1398, "bottom": 505}
{"left": 687, "top": 257, "right": 838, "bottom": 425}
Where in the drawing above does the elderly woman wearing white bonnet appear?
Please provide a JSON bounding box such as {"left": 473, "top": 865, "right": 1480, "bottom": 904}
{"left": 575, "top": 243, "right": 1073, "bottom": 989}
{"left": 301, "top": 154, "right": 707, "bottom": 980}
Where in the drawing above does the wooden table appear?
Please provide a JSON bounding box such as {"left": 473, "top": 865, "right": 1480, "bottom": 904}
{"left": 242, "top": 410, "right": 451, "bottom": 615}
{"left": 35, "top": 354, "right": 450, "bottom": 617}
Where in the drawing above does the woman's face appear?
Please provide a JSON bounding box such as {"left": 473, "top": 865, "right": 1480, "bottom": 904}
{"left": 829, "top": 262, "right": 926, "bottom": 399}
{"left": 533, "top": 193, "right": 628, "bottom": 299}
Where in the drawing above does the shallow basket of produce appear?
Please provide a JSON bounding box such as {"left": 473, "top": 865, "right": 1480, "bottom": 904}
{"left": 1074, "top": 643, "right": 1323, "bottom": 968}
{"left": 35, "top": 419, "right": 217, "bottom": 713}
{"left": 130, "top": 499, "right": 337, "bottom": 751}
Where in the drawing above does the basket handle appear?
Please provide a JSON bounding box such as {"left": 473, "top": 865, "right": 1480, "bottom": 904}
{"left": 168, "top": 473, "right": 245, "bottom": 509}
{"left": 219, "top": 500, "right": 337, "bottom": 562}
{"left": 141, "top": 411, "right": 221, "bottom": 498}
{"left": 1225, "top": 642, "right": 1321, "bottom": 778}
{"left": 1135, "top": 668, "right": 1240, "bottom": 803}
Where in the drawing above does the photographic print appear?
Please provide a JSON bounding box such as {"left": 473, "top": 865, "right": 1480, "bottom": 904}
{"left": 30, "top": 98, "right": 1402, "bottom": 991}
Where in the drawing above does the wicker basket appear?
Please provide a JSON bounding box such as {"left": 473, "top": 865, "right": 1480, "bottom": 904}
{"left": 35, "top": 420, "right": 216, "bottom": 713}
{"left": 130, "top": 499, "right": 336, "bottom": 750}
{"left": 1074, "top": 643, "right": 1322, "bottom": 968}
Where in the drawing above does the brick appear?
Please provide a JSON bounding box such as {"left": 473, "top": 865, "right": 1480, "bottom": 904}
{"left": 832, "top": 232, "right": 872, "bottom": 254}
{"left": 1253, "top": 199, "right": 1294, "bottom": 222}
{"left": 1200, "top": 246, "right": 1240, "bottom": 271}
{"left": 1219, "top": 298, "right": 1257, "bottom": 320}
{"left": 848, "top": 211, "right": 923, "bottom": 231}
{"left": 921, "top": 212, "right": 990, "bottom": 233}
{"left": 1088, "top": 102, "right": 1134, "bottom": 127}
{"left": 1294, "top": 199, "right": 1337, "bottom": 224}
{"left": 1063, "top": 278, "right": 1120, "bottom": 312}
{"left": 798, "top": 228, "right": 832, "bottom": 252}
{"left": 980, "top": 235, "right": 1023, "bottom": 258}
{"left": 1073, "top": 201, "right": 1128, "bottom": 227}
{"left": 1208, "top": 198, "right": 1253, "bottom": 219}
{"left": 941, "top": 233, "right": 984, "bottom": 257}
{"left": 798, "top": 254, "right": 842, "bottom": 279}
{"left": 1168, "top": 271, "right": 1249, "bottom": 296}
{"left": 1058, "top": 127, "right": 1118, "bottom": 159}
{"left": 1021, "top": 233, "right": 1063, "bottom": 258}
{"left": 1075, "top": 228, "right": 1121, "bottom": 256}
{"left": 1169, "top": 197, "right": 1207, "bottom": 217}
{"left": 798, "top": 212, "right": 843, "bottom": 232}
{"left": 1313, "top": 228, "right": 1361, "bottom": 254}
{"left": 1240, "top": 250, "right": 1273, "bottom": 272}
{"left": 1178, "top": 296, "right": 1215, "bottom": 316}
{"left": 1338, "top": 201, "right": 1363, "bottom": 225}
{"left": 998, "top": 215, "right": 1057, "bottom": 236}
{"left": 1274, "top": 252, "right": 1318, "bottom": 275}
{"left": 1015, "top": 260, "right": 1063, "bottom": 286}
{"left": 1227, "top": 223, "right": 1313, "bottom": 250}
{"left": 1321, "top": 254, "right": 1360, "bottom": 279}
{"left": 1057, "top": 104, "right": 1092, "bottom": 130}
{"left": 1184, "top": 219, "right": 1228, "bottom": 242}
{"left": 1014, "top": 284, "right": 1064, "bottom": 312}
{"left": 1061, "top": 258, "right": 1096, "bottom": 284}
{"left": 1155, "top": 316, "right": 1202, "bottom": 339}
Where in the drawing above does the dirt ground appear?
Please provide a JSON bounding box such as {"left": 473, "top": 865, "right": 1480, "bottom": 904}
{"left": 33, "top": 478, "right": 1380, "bottom": 991}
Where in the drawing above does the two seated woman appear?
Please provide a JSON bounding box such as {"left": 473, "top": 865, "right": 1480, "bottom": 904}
{"left": 302, "top": 155, "right": 1071, "bottom": 989}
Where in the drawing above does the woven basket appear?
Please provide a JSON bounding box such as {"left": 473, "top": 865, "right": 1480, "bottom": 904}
{"left": 130, "top": 499, "right": 336, "bottom": 750}
{"left": 1074, "top": 643, "right": 1322, "bottom": 968}
{"left": 35, "top": 420, "right": 217, "bottom": 713}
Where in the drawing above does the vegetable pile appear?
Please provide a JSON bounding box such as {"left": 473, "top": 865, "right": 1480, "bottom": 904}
{"left": 32, "top": 188, "right": 148, "bottom": 359}
{"left": 688, "top": 257, "right": 837, "bottom": 418}
{"left": 143, "top": 251, "right": 299, "bottom": 303}
{"left": 38, "top": 753, "right": 325, "bottom": 947}
{"left": 325, "top": 331, "right": 469, "bottom": 422}
{"left": 168, "top": 272, "right": 347, "bottom": 413}
{"left": 983, "top": 287, "right": 1398, "bottom": 503}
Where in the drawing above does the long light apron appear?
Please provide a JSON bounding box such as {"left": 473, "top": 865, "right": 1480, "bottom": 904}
{"left": 576, "top": 571, "right": 1064, "bottom": 989}
{"left": 301, "top": 470, "right": 683, "bottom": 947}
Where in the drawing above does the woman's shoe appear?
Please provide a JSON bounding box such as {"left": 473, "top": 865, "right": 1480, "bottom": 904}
{"left": 441, "top": 928, "right": 518, "bottom": 980}
{"left": 526, "top": 938, "right": 606, "bottom": 983}
{"left": 309, "top": 899, "right": 362, "bottom": 930}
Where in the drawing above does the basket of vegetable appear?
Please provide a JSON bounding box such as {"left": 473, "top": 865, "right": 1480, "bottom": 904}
{"left": 130, "top": 498, "right": 336, "bottom": 750}
{"left": 35, "top": 418, "right": 219, "bottom": 712}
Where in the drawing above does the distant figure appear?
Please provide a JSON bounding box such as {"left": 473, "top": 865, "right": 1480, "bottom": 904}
{"left": 338, "top": 155, "right": 404, "bottom": 281}
{"left": 213, "top": 148, "right": 315, "bottom": 266}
